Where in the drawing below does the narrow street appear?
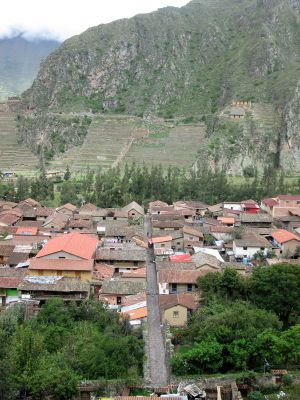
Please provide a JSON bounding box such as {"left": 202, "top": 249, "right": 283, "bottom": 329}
{"left": 144, "top": 213, "right": 169, "bottom": 387}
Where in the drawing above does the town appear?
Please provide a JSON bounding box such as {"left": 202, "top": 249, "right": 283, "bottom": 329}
{"left": 0, "top": 194, "right": 300, "bottom": 399}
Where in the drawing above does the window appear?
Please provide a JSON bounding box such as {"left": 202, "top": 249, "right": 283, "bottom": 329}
{"left": 173, "top": 311, "right": 179, "bottom": 318}
{"left": 177, "top": 242, "right": 181, "bottom": 245}
{"left": 243, "top": 246, "right": 247, "bottom": 250}
{"left": 57, "top": 270, "right": 62, "bottom": 276}
{"left": 59, "top": 256, "right": 66, "bottom": 259}
{"left": 171, "top": 283, "right": 177, "bottom": 293}
{"left": 75, "top": 271, "right": 81, "bottom": 278}
{"left": 103, "top": 217, "right": 106, "bottom": 220}
{"left": 116, "top": 296, "right": 122, "bottom": 305}
{"left": 161, "top": 244, "right": 165, "bottom": 248}
{"left": 187, "top": 283, "right": 193, "bottom": 292}
{"left": 260, "top": 247, "right": 265, "bottom": 251}
{"left": 133, "top": 261, "right": 138, "bottom": 266}
{"left": 113, "top": 217, "right": 117, "bottom": 220}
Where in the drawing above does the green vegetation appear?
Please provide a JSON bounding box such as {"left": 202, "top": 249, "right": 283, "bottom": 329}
{"left": 171, "top": 264, "right": 300, "bottom": 375}
{"left": 1, "top": 162, "right": 300, "bottom": 207}
{"left": 0, "top": 299, "right": 143, "bottom": 399}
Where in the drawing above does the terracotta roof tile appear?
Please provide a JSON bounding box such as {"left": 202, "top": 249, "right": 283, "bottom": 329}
{"left": 16, "top": 227, "right": 38, "bottom": 236}
{"left": 122, "top": 306, "right": 148, "bottom": 320}
{"left": 152, "top": 236, "right": 173, "bottom": 243}
{"left": 0, "top": 277, "right": 21, "bottom": 288}
{"left": 36, "top": 232, "right": 98, "bottom": 260}
{"left": 272, "top": 229, "right": 300, "bottom": 244}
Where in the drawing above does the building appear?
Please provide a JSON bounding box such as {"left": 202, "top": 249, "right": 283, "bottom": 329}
{"left": 159, "top": 293, "right": 198, "bottom": 327}
{"left": 18, "top": 276, "right": 90, "bottom": 303}
{"left": 28, "top": 258, "right": 94, "bottom": 281}
{"left": 271, "top": 229, "right": 300, "bottom": 258}
{"left": 233, "top": 233, "right": 271, "bottom": 259}
{"left": 35, "top": 232, "right": 98, "bottom": 260}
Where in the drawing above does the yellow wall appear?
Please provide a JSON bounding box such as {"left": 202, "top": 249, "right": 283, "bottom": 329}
{"left": 29, "top": 269, "right": 92, "bottom": 282}
{"left": 163, "top": 305, "right": 188, "bottom": 326}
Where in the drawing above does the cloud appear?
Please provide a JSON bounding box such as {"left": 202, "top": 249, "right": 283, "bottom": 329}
{"left": 0, "top": 0, "right": 188, "bottom": 41}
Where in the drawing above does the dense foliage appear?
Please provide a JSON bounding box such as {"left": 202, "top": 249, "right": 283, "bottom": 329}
{"left": 0, "top": 299, "right": 143, "bottom": 400}
{"left": 172, "top": 264, "right": 300, "bottom": 375}
{"left": 1, "top": 163, "right": 299, "bottom": 207}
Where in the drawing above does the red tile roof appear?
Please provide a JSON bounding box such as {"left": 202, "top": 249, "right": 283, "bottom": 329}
{"left": 0, "top": 277, "right": 21, "bottom": 288}
{"left": 217, "top": 217, "right": 235, "bottom": 225}
{"left": 29, "top": 258, "right": 94, "bottom": 271}
{"left": 121, "top": 267, "right": 146, "bottom": 278}
{"left": 158, "top": 269, "right": 204, "bottom": 284}
{"left": 36, "top": 232, "right": 98, "bottom": 260}
{"left": 262, "top": 198, "right": 278, "bottom": 207}
{"left": 93, "top": 264, "right": 114, "bottom": 280}
{"left": 170, "top": 254, "right": 192, "bottom": 263}
{"left": 152, "top": 236, "right": 173, "bottom": 244}
{"left": 16, "top": 227, "right": 38, "bottom": 236}
{"left": 272, "top": 229, "right": 300, "bottom": 244}
{"left": 122, "top": 306, "right": 148, "bottom": 321}
{"left": 0, "top": 214, "right": 21, "bottom": 226}
{"left": 278, "top": 195, "right": 300, "bottom": 201}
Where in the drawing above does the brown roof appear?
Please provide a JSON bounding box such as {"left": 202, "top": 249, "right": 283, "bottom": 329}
{"left": 7, "top": 252, "right": 30, "bottom": 266}
{"left": 56, "top": 203, "right": 77, "bottom": 212}
{"left": 0, "top": 276, "right": 21, "bottom": 288}
{"left": 122, "top": 292, "right": 146, "bottom": 306}
{"left": 120, "top": 267, "right": 146, "bottom": 278}
{"left": 100, "top": 280, "right": 146, "bottom": 295}
{"left": 183, "top": 226, "right": 203, "bottom": 238}
{"left": 234, "top": 233, "right": 271, "bottom": 248}
{"left": 19, "top": 198, "right": 41, "bottom": 207}
{"left": 68, "top": 219, "right": 93, "bottom": 229}
{"left": 36, "top": 207, "right": 55, "bottom": 217}
{"left": 29, "top": 258, "right": 94, "bottom": 271}
{"left": 173, "top": 200, "right": 209, "bottom": 210}
{"left": 17, "top": 220, "right": 43, "bottom": 228}
{"left": 18, "top": 276, "right": 90, "bottom": 293}
{"left": 159, "top": 293, "right": 198, "bottom": 311}
{"left": 156, "top": 260, "right": 196, "bottom": 270}
{"left": 158, "top": 269, "right": 204, "bottom": 284}
{"left": 79, "top": 203, "right": 98, "bottom": 214}
{"left": 278, "top": 195, "right": 300, "bottom": 201}
{"left": 122, "top": 201, "right": 144, "bottom": 216}
{"left": 0, "top": 244, "right": 15, "bottom": 257}
{"left": 153, "top": 220, "right": 185, "bottom": 229}
{"left": 96, "top": 248, "right": 146, "bottom": 262}
{"left": 93, "top": 264, "right": 114, "bottom": 281}
{"left": 239, "top": 213, "right": 273, "bottom": 223}
{"left": 0, "top": 213, "right": 21, "bottom": 226}
{"left": 191, "top": 252, "right": 221, "bottom": 269}
{"left": 152, "top": 236, "right": 173, "bottom": 243}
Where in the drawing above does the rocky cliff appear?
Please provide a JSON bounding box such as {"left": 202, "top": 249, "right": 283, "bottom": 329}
{"left": 21, "top": 0, "right": 300, "bottom": 172}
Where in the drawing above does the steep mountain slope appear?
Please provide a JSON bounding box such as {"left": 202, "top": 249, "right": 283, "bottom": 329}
{"left": 0, "top": 35, "right": 59, "bottom": 100}
{"left": 20, "top": 0, "right": 300, "bottom": 172}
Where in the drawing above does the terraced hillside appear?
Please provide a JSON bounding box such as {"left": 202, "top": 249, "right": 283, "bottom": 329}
{"left": 124, "top": 123, "right": 207, "bottom": 168}
{"left": 0, "top": 108, "right": 39, "bottom": 175}
{"left": 49, "top": 115, "right": 146, "bottom": 173}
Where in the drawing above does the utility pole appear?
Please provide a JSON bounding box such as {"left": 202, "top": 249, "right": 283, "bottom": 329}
{"left": 144, "top": 213, "right": 169, "bottom": 387}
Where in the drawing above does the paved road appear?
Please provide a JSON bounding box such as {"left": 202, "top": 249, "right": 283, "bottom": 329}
{"left": 144, "top": 213, "right": 169, "bottom": 386}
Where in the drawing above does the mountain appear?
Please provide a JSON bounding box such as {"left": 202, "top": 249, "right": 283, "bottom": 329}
{"left": 18, "top": 0, "right": 300, "bottom": 173}
{"left": 0, "top": 35, "right": 60, "bottom": 100}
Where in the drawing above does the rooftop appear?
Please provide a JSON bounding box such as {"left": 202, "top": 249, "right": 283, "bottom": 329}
{"left": 36, "top": 232, "right": 98, "bottom": 260}
{"left": 29, "top": 258, "right": 94, "bottom": 271}
{"left": 272, "top": 229, "right": 300, "bottom": 244}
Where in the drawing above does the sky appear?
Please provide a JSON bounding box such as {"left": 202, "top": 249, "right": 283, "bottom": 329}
{"left": 0, "top": 0, "right": 189, "bottom": 42}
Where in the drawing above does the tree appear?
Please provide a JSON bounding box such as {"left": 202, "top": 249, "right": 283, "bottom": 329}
{"left": 64, "top": 165, "right": 71, "bottom": 181}
{"left": 60, "top": 181, "right": 77, "bottom": 205}
{"left": 249, "top": 264, "right": 300, "bottom": 327}
{"left": 171, "top": 339, "right": 223, "bottom": 375}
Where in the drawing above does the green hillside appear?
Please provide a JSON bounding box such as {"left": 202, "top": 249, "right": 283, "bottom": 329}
{"left": 15, "top": 0, "right": 300, "bottom": 173}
